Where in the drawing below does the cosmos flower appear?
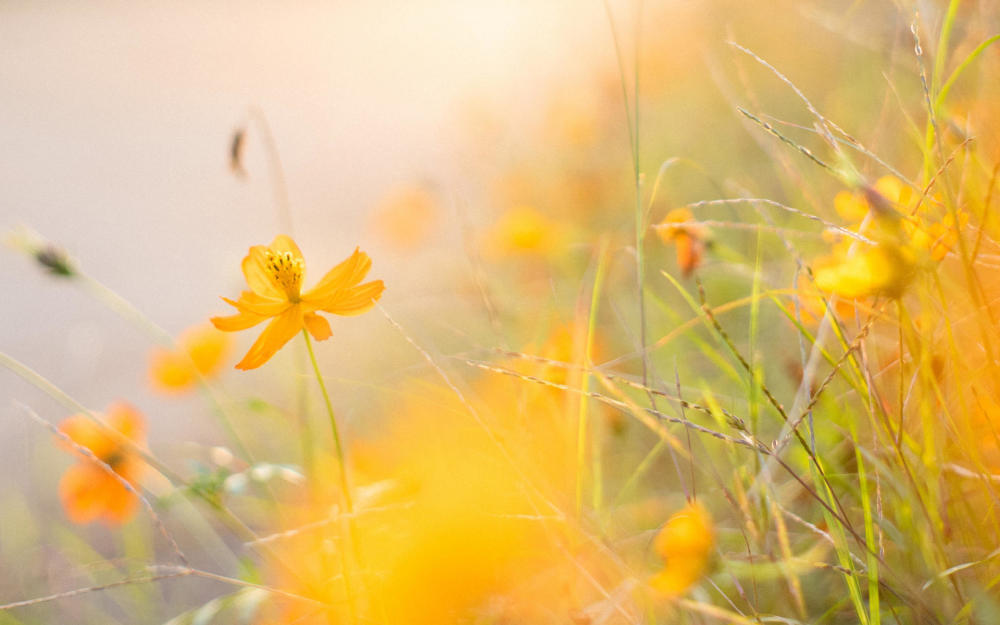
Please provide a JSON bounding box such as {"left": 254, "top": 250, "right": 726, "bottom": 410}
{"left": 148, "top": 323, "right": 231, "bottom": 392}
{"left": 650, "top": 500, "right": 715, "bottom": 597}
{"left": 57, "top": 403, "right": 145, "bottom": 525}
{"left": 211, "top": 235, "right": 384, "bottom": 370}
{"left": 654, "top": 208, "right": 708, "bottom": 277}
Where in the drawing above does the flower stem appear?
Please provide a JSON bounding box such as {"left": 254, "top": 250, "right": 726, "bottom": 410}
{"left": 301, "top": 330, "right": 353, "bottom": 513}
{"left": 301, "top": 330, "right": 360, "bottom": 623}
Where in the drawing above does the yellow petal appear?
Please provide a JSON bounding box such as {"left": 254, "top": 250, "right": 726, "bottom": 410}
{"left": 225, "top": 291, "right": 291, "bottom": 317}
{"left": 304, "top": 312, "right": 332, "bottom": 341}
{"left": 235, "top": 306, "right": 304, "bottom": 370}
{"left": 181, "top": 324, "right": 231, "bottom": 378}
{"left": 834, "top": 190, "right": 868, "bottom": 222}
{"left": 654, "top": 501, "right": 714, "bottom": 560}
{"left": 269, "top": 234, "right": 303, "bottom": 260}
{"left": 211, "top": 305, "right": 268, "bottom": 332}
{"left": 242, "top": 245, "right": 284, "bottom": 299}
{"left": 303, "top": 248, "right": 372, "bottom": 304}
{"left": 149, "top": 348, "right": 196, "bottom": 391}
{"left": 315, "top": 279, "right": 385, "bottom": 316}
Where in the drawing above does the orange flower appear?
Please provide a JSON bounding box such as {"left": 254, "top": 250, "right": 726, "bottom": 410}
{"left": 211, "top": 235, "right": 385, "bottom": 370}
{"left": 57, "top": 403, "right": 145, "bottom": 525}
{"left": 650, "top": 500, "right": 715, "bottom": 598}
{"left": 654, "top": 208, "right": 708, "bottom": 277}
{"left": 149, "top": 323, "right": 231, "bottom": 393}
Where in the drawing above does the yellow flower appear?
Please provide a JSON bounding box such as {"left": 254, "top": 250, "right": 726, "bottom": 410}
{"left": 148, "top": 323, "right": 231, "bottom": 393}
{"left": 813, "top": 240, "right": 915, "bottom": 300}
{"left": 488, "top": 205, "right": 564, "bottom": 258}
{"left": 57, "top": 403, "right": 145, "bottom": 525}
{"left": 211, "top": 235, "right": 384, "bottom": 370}
{"left": 651, "top": 500, "right": 714, "bottom": 598}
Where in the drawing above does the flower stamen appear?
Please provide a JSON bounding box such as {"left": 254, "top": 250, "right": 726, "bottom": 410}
{"left": 265, "top": 250, "right": 304, "bottom": 299}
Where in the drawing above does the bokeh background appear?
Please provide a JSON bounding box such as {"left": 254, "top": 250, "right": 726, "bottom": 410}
{"left": 3, "top": 1, "right": 999, "bottom": 620}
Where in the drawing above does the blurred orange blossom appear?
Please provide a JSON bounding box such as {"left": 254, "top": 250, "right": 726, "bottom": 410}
{"left": 650, "top": 500, "right": 715, "bottom": 598}
{"left": 211, "top": 235, "right": 384, "bottom": 370}
{"left": 148, "top": 323, "right": 232, "bottom": 392}
{"left": 654, "top": 208, "right": 708, "bottom": 277}
{"left": 57, "top": 402, "right": 146, "bottom": 525}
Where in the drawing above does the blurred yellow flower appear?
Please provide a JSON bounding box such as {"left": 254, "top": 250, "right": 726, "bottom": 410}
{"left": 813, "top": 240, "right": 915, "bottom": 300}
{"left": 650, "top": 500, "right": 714, "bottom": 598}
{"left": 57, "top": 403, "right": 145, "bottom": 525}
{"left": 812, "top": 175, "right": 966, "bottom": 300}
{"left": 211, "top": 235, "right": 384, "bottom": 370}
{"left": 833, "top": 175, "right": 961, "bottom": 264}
{"left": 654, "top": 208, "right": 708, "bottom": 277}
{"left": 488, "top": 205, "right": 564, "bottom": 258}
{"left": 148, "top": 323, "right": 231, "bottom": 393}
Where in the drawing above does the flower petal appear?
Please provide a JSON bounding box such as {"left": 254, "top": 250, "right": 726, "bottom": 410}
{"left": 105, "top": 402, "right": 146, "bottom": 445}
{"left": 58, "top": 415, "right": 114, "bottom": 460}
{"left": 242, "top": 245, "right": 284, "bottom": 298}
{"left": 315, "top": 279, "right": 385, "bottom": 316}
{"left": 226, "top": 291, "right": 291, "bottom": 317}
{"left": 270, "top": 234, "right": 303, "bottom": 260}
{"left": 303, "top": 312, "right": 332, "bottom": 341}
{"left": 211, "top": 306, "right": 269, "bottom": 332}
{"left": 302, "top": 248, "right": 371, "bottom": 304}
{"left": 59, "top": 463, "right": 105, "bottom": 524}
{"left": 235, "top": 306, "right": 305, "bottom": 370}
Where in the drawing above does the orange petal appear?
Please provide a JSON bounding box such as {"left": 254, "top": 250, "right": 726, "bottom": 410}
{"left": 674, "top": 234, "right": 702, "bottom": 277}
{"left": 105, "top": 402, "right": 146, "bottom": 446}
{"left": 59, "top": 463, "right": 105, "bottom": 524}
{"left": 304, "top": 312, "right": 332, "bottom": 341}
{"left": 235, "top": 306, "right": 305, "bottom": 370}
{"left": 59, "top": 463, "right": 138, "bottom": 525}
{"left": 99, "top": 473, "right": 140, "bottom": 525}
{"left": 302, "top": 248, "right": 372, "bottom": 304}
{"left": 316, "top": 280, "right": 385, "bottom": 316}
{"left": 58, "top": 415, "right": 115, "bottom": 460}
{"left": 242, "top": 245, "right": 284, "bottom": 299}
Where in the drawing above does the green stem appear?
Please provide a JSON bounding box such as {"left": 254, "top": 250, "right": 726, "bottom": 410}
{"left": 301, "top": 330, "right": 353, "bottom": 513}
{"left": 300, "top": 330, "right": 360, "bottom": 624}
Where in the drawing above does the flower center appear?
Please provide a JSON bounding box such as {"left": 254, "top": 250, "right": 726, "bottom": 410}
{"left": 264, "top": 250, "right": 304, "bottom": 300}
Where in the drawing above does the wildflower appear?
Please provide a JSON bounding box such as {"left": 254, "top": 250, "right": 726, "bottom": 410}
{"left": 487, "top": 205, "right": 566, "bottom": 259}
{"left": 811, "top": 175, "right": 965, "bottom": 300}
{"left": 148, "top": 323, "right": 232, "bottom": 392}
{"left": 654, "top": 208, "right": 708, "bottom": 277}
{"left": 650, "top": 500, "right": 714, "bottom": 597}
{"left": 813, "top": 239, "right": 915, "bottom": 300}
{"left": 57, "top": 403, "right": 145, "bottom": 525}
{"left": 211, "top": 235, "right": 384, "bottom": 370}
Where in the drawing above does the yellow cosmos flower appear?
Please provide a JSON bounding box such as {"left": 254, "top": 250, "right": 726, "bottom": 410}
{"left": 148, "top": 323, "right": 231, "bottom": 393}
{"left": 488, "top": 205, "right": 565, "bottom": 258}
{"left": 211, "top": 235, "right": 385, "bottom": 370}
{"left": 651, "top": 500, "right": 715, "bottom": 598}
{"left": 813, "top": 240, "right": 915, "bottom": 300}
